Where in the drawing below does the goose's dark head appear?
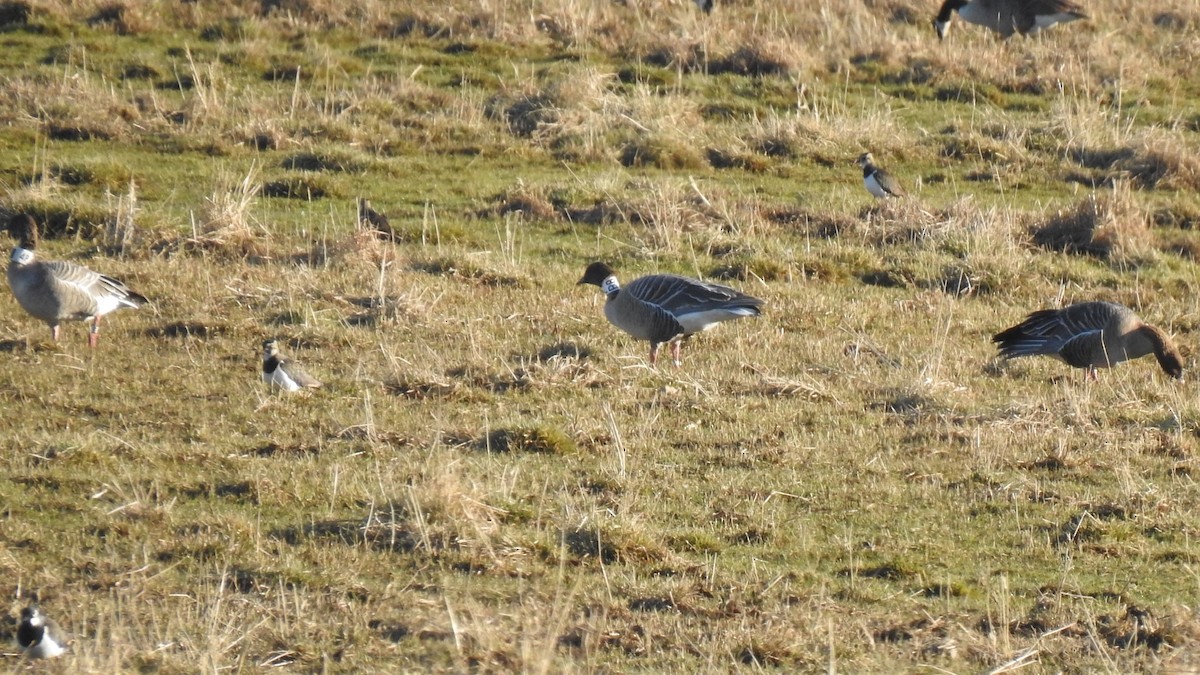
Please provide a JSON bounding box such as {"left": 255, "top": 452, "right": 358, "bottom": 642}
{"left": 577, "top": 262, "right": 616, "bottom": 288}
{"left": 8, "top": 214, "right": 39, "bottom": 249}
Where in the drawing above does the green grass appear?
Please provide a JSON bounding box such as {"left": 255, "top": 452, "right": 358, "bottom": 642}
{"left": 0, "top": 0, "right": 1199, "bottom": 671}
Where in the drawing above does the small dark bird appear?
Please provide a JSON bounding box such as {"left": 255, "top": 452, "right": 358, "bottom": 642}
{"left": 694, "top": 0, "right": 714, "bottom": 13}
{"left": 933, "top": 0, "right": 1086, "bottom": 40}
{"left": 7, "top": 214, "right": 148, "bottom": 347}
{"left": 357, "top": 198, "right": 397, "bottom": 241}
{"left": 261, "top": 339, "right": 323, "bottom": 391}
{"left": 856, "top": 153, "right": 905, "bottom": 199}
{"left": 577, "top": 261, "right": 763, "bottom": 366}
{"left": 993, "top": 301, "right": 1184, "bottom": 380}
{"left": 17, "top": 605, "right": 66, "bottom": 659}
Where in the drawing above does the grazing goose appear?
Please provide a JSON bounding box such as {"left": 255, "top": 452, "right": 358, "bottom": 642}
{"left": 17, "top": 605, "right": 66, "bottom": 659}
{"left": 856, "top": 153, "right": 904, "bottom": 199}
{"left": 6, "top": 214, "right": 147, "bottom": 347}
{"left": 934, "top": 0, "right": 1087, "bottom": 40}
{"left": 262, "top": 339, "right": 322, "bottom": 391}
{"left": 577, "top": 261, "right": 763, "bottom": 366}
{"left": 993, "top": 301, "right": 1183, "bottom": 380}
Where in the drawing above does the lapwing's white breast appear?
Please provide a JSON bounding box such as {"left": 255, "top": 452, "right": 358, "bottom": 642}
{"left": 264, "top": 366, "right": 303, "bottom": 392}
{"left": 864, "top": 172, "right": 890, "bottom": 198}
{"left": 25, "top": 633, "right": 66, "bottom": 659}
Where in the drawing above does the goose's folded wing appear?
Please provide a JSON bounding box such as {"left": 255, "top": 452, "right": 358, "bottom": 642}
{"left": 626, "top": 274, "right": 753, "bottom": 314}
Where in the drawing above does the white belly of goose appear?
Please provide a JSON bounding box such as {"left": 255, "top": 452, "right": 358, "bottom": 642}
{"left": 1028, "top": 12, "right": 1077, "bottom": 33}
{"left": 676, "top": 307, "right": 758, "bottom": 334}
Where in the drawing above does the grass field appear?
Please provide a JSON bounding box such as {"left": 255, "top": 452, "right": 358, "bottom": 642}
{"left": 1, "top": 0, "right": 1200, "bottom": 671}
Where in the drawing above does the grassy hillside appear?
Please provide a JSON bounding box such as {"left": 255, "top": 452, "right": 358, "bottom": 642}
{"left": 1, "top": 0, "right": 1199, "bottom": 671}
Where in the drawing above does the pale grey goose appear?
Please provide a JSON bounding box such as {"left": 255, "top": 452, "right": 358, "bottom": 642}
{"left": 7, "top": 214, "right": 147, "bottom": 347}
{"left": 993, "top": 301, "right": 1183, "bottom": 380}
{"left": 262, "top": 339, "right": 322, "bottom": 391}
{"left": 577, "top": 261, "right": 763, "bottom": 366}
{"left": 856, "top": 152, "right": 904, "bottom": 199}
{"left": 934, "top": 0, "right": 1087, "bottom": 39}
{"left": 17, "top": 605, "right": 66, "bottom": 659}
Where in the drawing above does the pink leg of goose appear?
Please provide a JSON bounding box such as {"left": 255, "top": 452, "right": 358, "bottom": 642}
{"left": 89, "top": 316, "right": 101, "bottom": 348}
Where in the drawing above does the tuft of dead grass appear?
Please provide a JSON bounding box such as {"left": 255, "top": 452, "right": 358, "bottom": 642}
{"left": 1029, "top": 183, "right": 1157, "bottom": 263}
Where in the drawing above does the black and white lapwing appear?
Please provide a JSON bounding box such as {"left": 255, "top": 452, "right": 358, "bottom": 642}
{"left": 357, "top": 197, "right": 397, "bottom": 241}
{"left": 856, "top": 153, "right": 905, "bottom": 199}
{"left": 578, "top": 261, "right": 763, "bottom": 366}
{"left": 7, "top": 214, "right": 148, "bottom": 347}
{"left": 17, "top": 605, "right": 66, "bottom": 659}
{"left": 934, "top": 0, "right": 1086, "bottom": 40}
{"left": 261, "top": 339, "right": 322, "bottom": 392}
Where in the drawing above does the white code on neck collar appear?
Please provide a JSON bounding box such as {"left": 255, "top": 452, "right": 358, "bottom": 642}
{"left": 11, "top": 247, "right": 34, "bottom": 265}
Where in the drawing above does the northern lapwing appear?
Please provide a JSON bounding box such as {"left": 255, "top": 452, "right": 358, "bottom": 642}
{"left": 261, "top": 339, "right": 323, "bottom": 391}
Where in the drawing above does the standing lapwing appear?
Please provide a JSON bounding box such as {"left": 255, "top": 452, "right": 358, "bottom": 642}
{"left": 577, "top": 261, "right": 763, "bottom": 366}
{"left": 357, "top": 198, "right": 397, "bottom": 241}
{"left": 993, "top": 301, "right": 1183, "bottom": 381}
{"left": 261, "top": 339, "right": 323, "bottom": 391}
{"left": 17, "top": 605, "right": 66, "bottom": 659}
{"left": 934, "top": 0, "right": 1086, "bottom": 40}
{"left": 6, "top": 214, "right": 148, "bottom": 347}
{"left": 856, "top": 152, "right": 905, "bottom": 199}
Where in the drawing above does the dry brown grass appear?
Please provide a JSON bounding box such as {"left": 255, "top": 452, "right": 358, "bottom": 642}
{"left": 1, "top": 1, "right": 1198, "bottom": 672}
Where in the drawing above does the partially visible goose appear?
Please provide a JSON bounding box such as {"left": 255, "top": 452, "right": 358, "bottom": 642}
{"left": 17, "top": 605, "right": 66, "bottom": 659}
{"left": 262, "top": 339, "right": 322, "bottom": 391}
{"left": 856, "top": 152, "right": 904, "bottom": 199}
{"left": 6, "top": 214, "right": 147, "bottom": 347}
{"left": 934, "top": 0, "right": 1087, "bottom": 40}
{"left": 993, "top": 301, "right": 1183, "bottom": 380}
{"left": 577, "top": 261, "right": 763, "bottom": 366}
